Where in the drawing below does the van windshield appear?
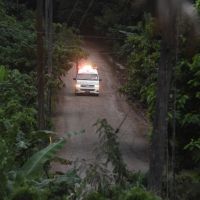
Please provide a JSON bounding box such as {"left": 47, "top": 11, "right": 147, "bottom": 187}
{"left": 77, "top": 73, "right": 98, "bottom": 80}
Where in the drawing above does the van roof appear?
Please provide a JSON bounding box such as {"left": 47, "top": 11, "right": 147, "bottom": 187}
{"left": 78, "top": 67, "right": 98, "bottom": 74}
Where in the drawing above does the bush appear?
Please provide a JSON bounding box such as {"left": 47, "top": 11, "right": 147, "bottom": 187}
{"left": 10, "top": 186, "right": 41, "bottom": 200}
{"left": 119, "top": 15, "right": 159, "bottom": 117}
{"left": 83, "top": 186, "right": 161, "bottom": 200}
{"left": 120, "top": 187, "right": 161, "bottom": 200}
{"left": 84, "top": 192, "right": 107, "bottom": 200}
{"left": 0, "top": 1, "right": 36, "bottom": 72}
{"left": 175, "top": 171, "right": 200, "bottom": 200}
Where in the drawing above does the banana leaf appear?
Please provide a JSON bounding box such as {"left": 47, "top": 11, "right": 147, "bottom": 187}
{"left": 19, "top": 138, "right": 66, "bottom": 178}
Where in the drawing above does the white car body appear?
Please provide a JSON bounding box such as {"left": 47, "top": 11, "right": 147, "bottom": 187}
{"left": 74, "top": 66, "right": 100, "bottom": 95}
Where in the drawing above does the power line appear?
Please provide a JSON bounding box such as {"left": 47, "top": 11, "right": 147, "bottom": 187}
{"left": 0, "top": 25, "right": 126, "bottom": 40}
{"left": 78, "top": 0, "right": 95, "bottom": 28}
{"left": 67, "top": 0, "right": 80, "bottom": 25}
{"left": 79, "top": 35, "right": 125, "bottom": 40}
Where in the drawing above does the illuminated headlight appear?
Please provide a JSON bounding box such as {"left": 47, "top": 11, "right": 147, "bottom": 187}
{"left": 76, "top": 84, "right": 81, "bottom": 88}
{"left": 95, "top": 85, "right": 99, "bottom": 89}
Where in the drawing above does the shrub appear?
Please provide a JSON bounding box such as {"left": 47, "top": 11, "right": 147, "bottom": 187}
{"left": 10, "top": 186, "right": 41, "bottom": 200}
{"left": 119, "top": 187, "right": 161, "bottom": 200}
{"left": 175, "top": 171, "right": 200, "bottom": 200}
{"left": 84, "top": 192, "right": 107, "bottom": 200}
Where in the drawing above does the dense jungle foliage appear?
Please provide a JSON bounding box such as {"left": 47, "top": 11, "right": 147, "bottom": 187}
{"left": 0, "top": 0, "right": 85, "bottom": 199}
{"left": 0, "top": 0, "right": 200, "bottom": 199}
{"left": 55, "top": 0, "right": 200, "bottom": 198}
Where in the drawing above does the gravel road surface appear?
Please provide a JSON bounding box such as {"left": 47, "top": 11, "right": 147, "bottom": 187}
{"left": 52, "top": 41, "right": 149, "bottom": 173}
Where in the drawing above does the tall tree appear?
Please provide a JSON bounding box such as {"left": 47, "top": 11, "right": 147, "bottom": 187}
{"left": 36, "top": 0, "right": 45, "bottom": 129}
{"left": 148, "top": 0, "right": 199, "bottom": 195}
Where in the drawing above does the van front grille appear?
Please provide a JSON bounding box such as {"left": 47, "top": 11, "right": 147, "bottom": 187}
{"left": 81, "top": 89, "right": 95, "bottom": 91}
{"left": 81, "top": 85, "right": 94, "bottom": 87}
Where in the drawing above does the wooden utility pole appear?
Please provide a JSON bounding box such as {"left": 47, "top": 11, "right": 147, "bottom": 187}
{"left": 45, "top": 0, "right": 53, "bottom": 115}
{"left": 149, "top": 40, "right": 174, "bottom": 195}
{"left": 149, "top": 0, "right": 177, "bottom": 195}
{"left": 36, "top": 0, "right": 45, "bottom": 129}
{"left": 46, "top": 0, "right": 53, "bottom": 75}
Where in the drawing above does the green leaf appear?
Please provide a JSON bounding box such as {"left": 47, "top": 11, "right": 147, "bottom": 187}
{"left": 35, "top": 169, "right": 81, "bottom": 188}
{"left": 0, "top": 65, "right": 8, "bottom": 81}
{"left": 19, "top": 138, "right": 66, "bottom": 178}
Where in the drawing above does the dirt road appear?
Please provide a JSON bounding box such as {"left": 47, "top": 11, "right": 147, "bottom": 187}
{"left": 52, "top": 41, "right": 149, "bottom": 173}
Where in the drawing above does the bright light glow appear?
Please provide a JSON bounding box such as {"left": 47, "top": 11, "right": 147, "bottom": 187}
{"left": 79, "top": 64, "right": 92, "bottom": 72}
{"left": 83, "top": 64, "right": 92, "bottom": 69}
{"left": 95, "top": 85, "right": 99, "bottom": 89}
{"left": 76, "top": 84, "right": 81, "bottom": 88}
{"left": 78, "top": 64, "right": 97, "bottom": 74}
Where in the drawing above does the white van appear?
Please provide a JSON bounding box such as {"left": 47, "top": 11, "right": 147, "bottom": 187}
{"left": 73, "top": 65, "right": 101, "bottom": 96}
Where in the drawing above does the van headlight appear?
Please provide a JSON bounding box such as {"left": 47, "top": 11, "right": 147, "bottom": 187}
{"left": 76, "top": 84, "right": 81, "bottom": 88}
{"left": 95, "top": 85, "right": 99, "bottom": 89}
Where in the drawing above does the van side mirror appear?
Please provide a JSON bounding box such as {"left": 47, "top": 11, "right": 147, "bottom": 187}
{"left": 73, "top": 78, "right": 76, "bottom": 80}
{"left": 99, "top": 78, "right": 102, "bottom": 81}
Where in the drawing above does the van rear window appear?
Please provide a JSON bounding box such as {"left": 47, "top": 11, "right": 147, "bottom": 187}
{"left": 77, "top": 74, "right": 98, "bottom": 80}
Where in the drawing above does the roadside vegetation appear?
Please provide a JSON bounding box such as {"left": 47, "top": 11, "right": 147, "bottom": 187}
{"left": 90, "top": 1, "right": 200, "bottom": 199}
{"left": 56, "top": 0, "right": 200, "bottom": 199}
{"left": 0, "top": 0, "right": 200, "bottom": 199}
{"left": 93, "top": 1, "right": 200, "bottom": 199}
{"left": 0, "top": 1, "right": 85, "bottom": 199}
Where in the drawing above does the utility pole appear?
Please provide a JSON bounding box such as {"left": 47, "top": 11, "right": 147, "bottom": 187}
{"left": 45, "top": 0, "right": 53, "bottom": 115}
{"left": 149, "top": 0, "right": 177, "bottom": 196}
{"left": 36, "top": 0, "right": 45, "bottom": 129}
{"left": 149, "top": 39, "right": 174, "bottom": 195}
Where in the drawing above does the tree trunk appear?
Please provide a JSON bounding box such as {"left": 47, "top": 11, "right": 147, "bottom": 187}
{"left": 36, "top": 0, "right": 45, "bottom": 129}
{"left": 148, "top": 39, "right": 174, "bottom": 195}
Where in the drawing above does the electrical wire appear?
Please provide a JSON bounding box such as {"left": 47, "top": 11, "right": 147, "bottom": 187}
{"left": 66, "top": 0, "right": 80, "bottom": 25}
{"left": 78, "top": 0, "right": 95, "bottom": 28}
{"left": 0, "top": 28, "right": 125, "bottom": 56}
{"left": 0, "top": 25, "right": 126, "bottom": 41}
